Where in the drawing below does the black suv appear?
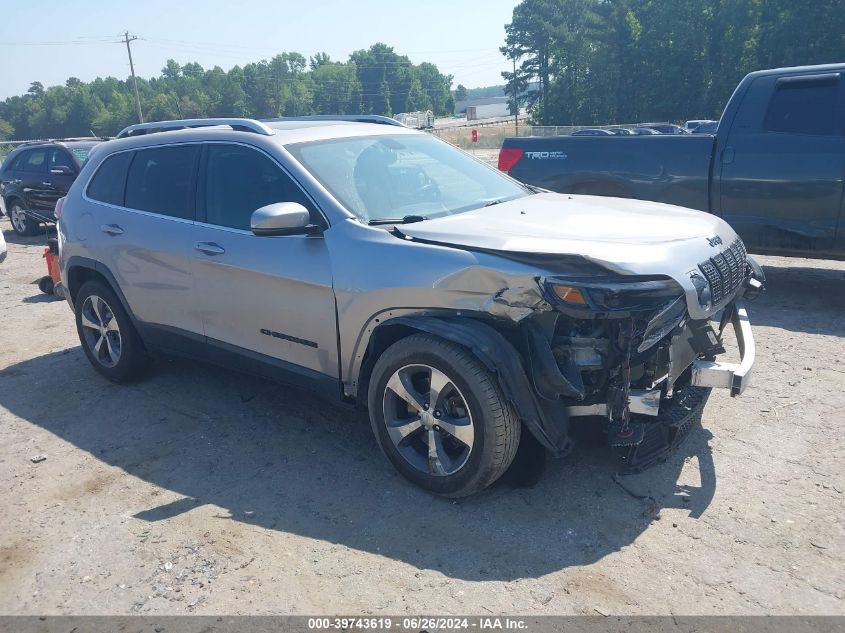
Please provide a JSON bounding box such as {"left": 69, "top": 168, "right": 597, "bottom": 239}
{"left": 1, "top": 139, "right": 101, "bottom": 236}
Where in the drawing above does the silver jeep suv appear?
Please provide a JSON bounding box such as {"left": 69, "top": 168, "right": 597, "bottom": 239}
{"left": 58, "top": 117, "right": 763, "bottom": 496}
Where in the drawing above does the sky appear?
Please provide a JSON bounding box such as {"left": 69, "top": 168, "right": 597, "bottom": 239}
{"left": 0, "top": 0, "right": 519, "bottom": 100}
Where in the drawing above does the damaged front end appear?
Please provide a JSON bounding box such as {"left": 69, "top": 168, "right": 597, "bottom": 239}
{"left": 514, "top": 254, "right": 764, "bottom": 471}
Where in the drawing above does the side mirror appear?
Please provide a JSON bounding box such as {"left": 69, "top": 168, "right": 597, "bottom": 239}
{"left": 250, "top": 202, "right": 321, "bottom": 237}
{"left": 50, "top": 165, "right": 75, "bottom": 175}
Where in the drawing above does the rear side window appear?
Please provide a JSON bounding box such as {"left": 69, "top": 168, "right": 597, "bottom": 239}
{"left": 203, "top": 144, "right": 314, "bottom": 230}
{"left": 764, "top": 78, "right": 839, "bottom": 135}
{"left": 4, "top": 153, "right": 25, "bottom": 171}
{"left": 87, "top": 152, "right": 132, "bottom": 206}
{"left": 125, "top": 145, "right": 199, "bottom": 219}
{"left": 20, "top": 149, "right": 47, "bottom": 172}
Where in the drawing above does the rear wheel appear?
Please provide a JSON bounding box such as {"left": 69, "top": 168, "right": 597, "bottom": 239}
{"left": 75, "top": 281, "right": 147, "bottom": 382}
{"left": 368, "top": 333, "right": 520, "bottom": 497}
{"left": 8, "top": 201, "right": 39, "bottom": 236}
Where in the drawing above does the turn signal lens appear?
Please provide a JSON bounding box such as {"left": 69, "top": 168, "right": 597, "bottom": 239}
{"left": 551, "top": 284, "right": 587, "bottom": 305}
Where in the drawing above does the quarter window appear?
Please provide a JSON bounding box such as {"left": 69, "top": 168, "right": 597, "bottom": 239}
{"left": 87, "top": 152, "right": 132, "bottom": 206}
{"left": 764, "top": 78, "right": 839, "bottom": 136}
{"left": 6, "top": 153, "right": 26, "bottom": 171}
{"left": 125, "top": 145, "right": 199, "bottom": 219}
{"left": 203, "top": 144, "right": 314, "bottom": 231}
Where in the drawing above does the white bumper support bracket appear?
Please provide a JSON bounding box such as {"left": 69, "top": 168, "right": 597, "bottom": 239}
{"left": 690, "top": 301, "right": 755, "bottom": 396}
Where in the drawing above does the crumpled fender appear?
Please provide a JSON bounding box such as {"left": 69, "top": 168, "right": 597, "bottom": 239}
{"left": 384, "top": 315, "right": 571, "bottom": 456}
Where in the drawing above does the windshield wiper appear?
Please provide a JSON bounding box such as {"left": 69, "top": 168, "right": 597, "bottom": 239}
{"left": 368, "top": 215, "right": 428, "bottom": 225}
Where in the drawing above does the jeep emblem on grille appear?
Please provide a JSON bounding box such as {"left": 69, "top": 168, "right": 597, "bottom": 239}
{"left": 707, "top": 236, "right": 723, "bottom": 247}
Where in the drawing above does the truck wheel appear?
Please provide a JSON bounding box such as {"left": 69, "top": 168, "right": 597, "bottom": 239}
{"left": 75, "top": 280, "right": 147, "bottom": 383}
{"left": 368, "top": 333, "right": 520, "bottom": 497}
{"left": 8, "top": 201, "right": 39, "bottom": 236}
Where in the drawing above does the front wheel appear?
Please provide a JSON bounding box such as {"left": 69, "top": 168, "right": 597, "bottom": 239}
{"left": 368, "top": 333, "right": 521, "bottom": 497}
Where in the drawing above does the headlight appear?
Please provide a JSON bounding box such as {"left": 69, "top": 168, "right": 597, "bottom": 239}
{"left": 546, "top": 276, "right": 684, "bottom": 313}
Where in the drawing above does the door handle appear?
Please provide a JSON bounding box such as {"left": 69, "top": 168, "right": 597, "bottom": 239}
{"left": 13, "top": 179, "right": 21, "bottom": 184}
{"left": 42, "top": 181, "right": 52, "bottom": 186}
{"left": 194, "top": 242, "right": 226, "bottom": 256}
{"left": 721, "top": 147, "right": 735, "bottom": 165}
{"left": 100, "top": 224, "right": 124, "bottom": 236}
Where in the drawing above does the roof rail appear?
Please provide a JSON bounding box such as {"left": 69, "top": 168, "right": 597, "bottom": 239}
{"left": 3, "top": 136, "right": 109, "bottom": 147}
{"left": 116, "top": 118, "right": 275, "bottom": 139}
{"left": 262, "top": 115, "right": 405, "bottom": 127}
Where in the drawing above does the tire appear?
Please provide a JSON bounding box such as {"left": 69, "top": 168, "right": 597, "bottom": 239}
{"left": 8, "top": 200, "right": 40, "bottom": 237}
{"left": 367, "top": 333, "right": 521, "bottom": 497}
{"left": 74, "top": 280, "right": 148, "bottom": 382}
{"left": 38, "top": 276, "right": 54, "bottom": 295}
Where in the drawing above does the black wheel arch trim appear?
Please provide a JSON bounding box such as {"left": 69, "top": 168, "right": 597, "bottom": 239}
{"left": 65, "top": 256, "right": 141, "bottom": 329}
{"left": 372, "top": 315, "right": 572, "bottom": 456}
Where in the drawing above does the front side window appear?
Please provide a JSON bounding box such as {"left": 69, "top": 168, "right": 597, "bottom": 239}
{"left": 764, "top": 78, "right": 839, "bottom": 136}
{"left": 87, "top": 152, "right": 132, "bottom": 206}
{"left": 21, "top": 149, "right": 47, "bottom": 173}
{"left": 49, "top": 149, "right": 76, "bottom": 172}
{"left": 287, "top": 134, "right": 530, "bottom": 224}
{"left": 203, "top": 144, "right": 313, "bottom": 231}
{"left": 125, "top": 145, "right": 199, "bottom": 219}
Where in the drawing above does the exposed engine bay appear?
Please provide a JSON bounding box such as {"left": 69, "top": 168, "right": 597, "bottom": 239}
{"left": 517, "top": 250, "right": 765, "bottom": 470}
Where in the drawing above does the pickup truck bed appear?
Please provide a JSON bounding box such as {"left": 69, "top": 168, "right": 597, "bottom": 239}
{"left": 499, "top": 63, "right": 845, "bottom": 260}
{"left": 502, "top": 134, "right": 716, "bottom": 212}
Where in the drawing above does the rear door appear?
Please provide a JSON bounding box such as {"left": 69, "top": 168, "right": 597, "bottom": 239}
{"left": 719, "top": 72, "right": 845, "bottom": 254}
{"left": 191, "top": 142, "right": 337, "bottom": 381}
{"left": 85, "top": 144, "right": 203, "bottom": 343}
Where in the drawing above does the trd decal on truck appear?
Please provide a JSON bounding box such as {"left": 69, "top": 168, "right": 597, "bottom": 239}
{"left": 707, "top": 236, "right": 724, "bottom": 247}
{"left": 260, "top": 328, "right": 318, "bottom": 348}
{"left": 524, "top": 151, "right": 568, "bottom": 160}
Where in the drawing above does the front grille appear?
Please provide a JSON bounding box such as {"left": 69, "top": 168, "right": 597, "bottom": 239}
{"left": 698, "top": 238, "right": 747, "bottom": 305}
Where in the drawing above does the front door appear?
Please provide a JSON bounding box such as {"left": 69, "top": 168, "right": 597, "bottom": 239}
{"left": 719, "top": 72, "right": 845, "bottom": 255}
{"left": 191, "top": 143, "right": 337, "bottom": 380}
{"left": 44, "top": 148, "right": 79, "bottom": 209}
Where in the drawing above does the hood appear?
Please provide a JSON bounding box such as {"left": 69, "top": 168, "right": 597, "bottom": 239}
{"left": 396, "top": 192, "right": 744, "bottom": 321}
{"left": 396, "top": 192, "right": 738, "bottom": 276}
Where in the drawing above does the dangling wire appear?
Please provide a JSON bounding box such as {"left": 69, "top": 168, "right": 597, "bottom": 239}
{"left": 619, "top": 317, "right": 635, "bottom": 436}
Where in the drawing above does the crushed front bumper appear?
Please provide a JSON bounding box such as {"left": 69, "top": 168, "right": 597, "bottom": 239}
{"left": 690, "top": 301, "right": 755, "bottom": 396}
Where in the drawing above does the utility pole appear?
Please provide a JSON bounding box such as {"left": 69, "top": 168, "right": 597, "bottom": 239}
{"left": 513, "top": 58, "right": 519, "bottom": 136}
{"left": 123, "top": 31, "right": 143, "bottom": 123}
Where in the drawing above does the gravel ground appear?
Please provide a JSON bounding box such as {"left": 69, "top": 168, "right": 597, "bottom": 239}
{"left": 0, "top": 216, "right": 843, "bottom": 616}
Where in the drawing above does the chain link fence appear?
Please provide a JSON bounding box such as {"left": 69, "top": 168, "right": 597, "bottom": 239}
{"left": 431, "top": 122, "right": 640, "bottom": 150}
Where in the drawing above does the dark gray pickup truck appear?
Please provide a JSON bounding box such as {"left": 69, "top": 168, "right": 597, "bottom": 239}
{"left": 499, "top": 64, "right": 845, "bottom": 259}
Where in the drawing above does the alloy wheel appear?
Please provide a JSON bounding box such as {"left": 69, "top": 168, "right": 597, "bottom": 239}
{"left": 80, "top": 295, "right": 122, "bottom": 368}
{"left": 382, "top": 364, "right": 475, "bottom": 476}
{"left": 10, "top": 204, "right": 27, "bottom": 234}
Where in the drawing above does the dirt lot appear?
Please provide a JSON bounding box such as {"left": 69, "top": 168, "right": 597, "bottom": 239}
{"left": 0, "top": 217, "right": 843, "bottom": 616}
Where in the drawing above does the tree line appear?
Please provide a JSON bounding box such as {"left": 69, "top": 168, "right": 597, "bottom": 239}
{"left": 501, "top": 0, "right": 845, "bottom": 125}
{"left": 0, "top": 43, "right": 454, "bottom": 140}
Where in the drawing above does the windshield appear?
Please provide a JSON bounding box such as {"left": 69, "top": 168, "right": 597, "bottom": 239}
{"left": 287, "top": 134, "right": 530, "bottom": 223}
